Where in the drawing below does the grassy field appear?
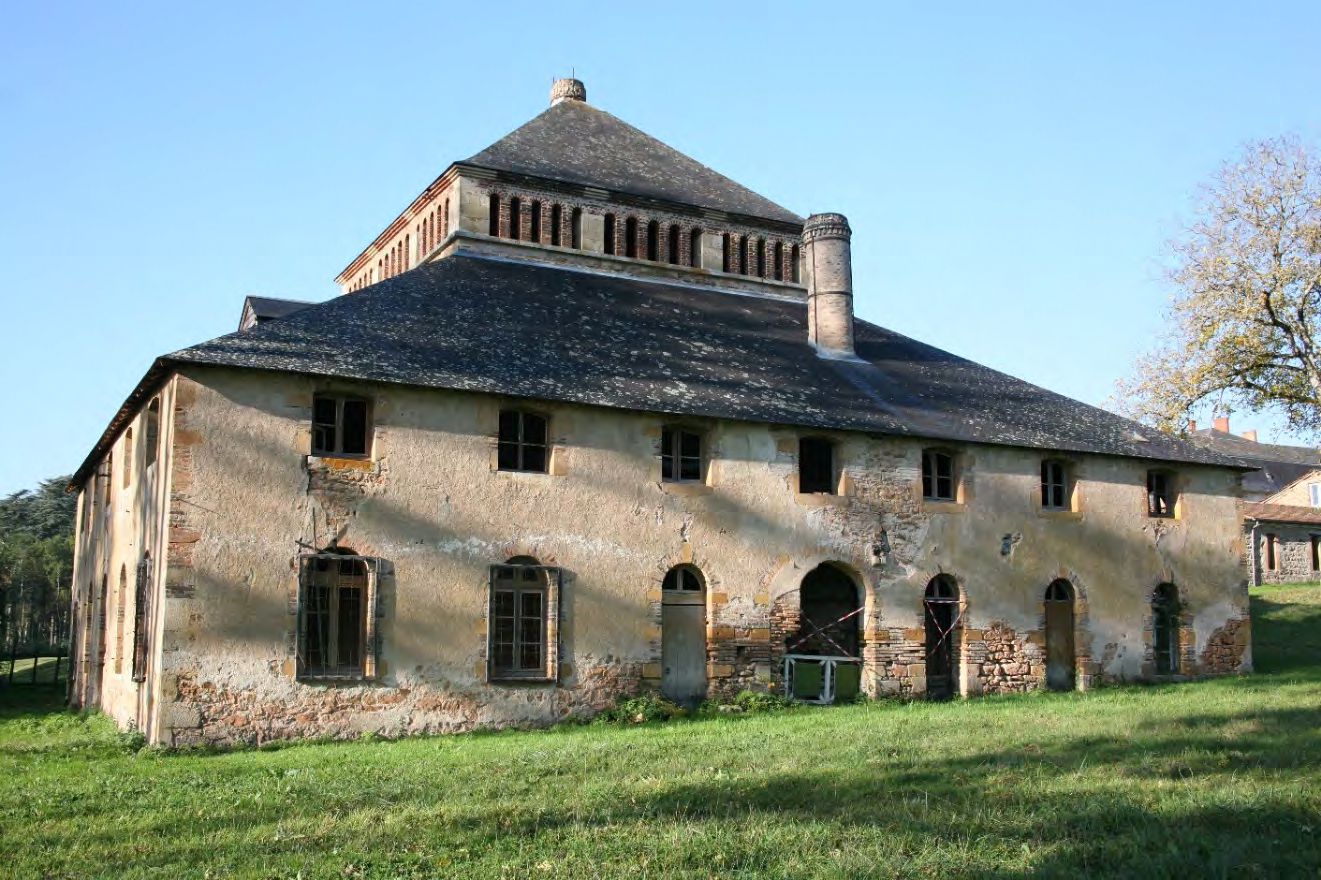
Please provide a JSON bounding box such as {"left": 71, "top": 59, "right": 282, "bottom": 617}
{"left": 2, "top": 587, "right": 1320, "bottom": 879}
{"left": 0, "top": 655, "right": 69, "bottom": 684}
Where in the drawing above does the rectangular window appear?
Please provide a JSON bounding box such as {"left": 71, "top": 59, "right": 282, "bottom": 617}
{"left": 489, "top": 563, "right": 557, "bottom": 680}
{"left": 1041, "top": 459, "right": 1069, "bottom": 509}
{"left": 1147, "top": 470, "right": 1175, "bottom": 518}
{"left": 297, "top": 554, "right": 377, "bottom": 679}
{"left": 1265, "top": 533, "right": 1277, "bottom": 571}
{"left": 1310, "top": 484, "right": 1321, "bottom": 507}
{"left": 799, "top": 437, "right": 835, "bottom": 494}
{"left": 144, "top": 398, "right": 160, "bottom": 467}
{"left": 498, "top": 410, "right": 548, "bottom": 473}
{"left": 311, "top": 394, "right": 371, "bottom": 457}
{"left": 661, "top": 427, "right": 703, "bottom": 482}
{"left": 922, "top": 449, "right": 956, "bottom": 501}
{"left": 1311, "top": 535, "right": 1319, "bottom": 571}
{"left": 131, "top": 557, "right": 152, "bottom": 682}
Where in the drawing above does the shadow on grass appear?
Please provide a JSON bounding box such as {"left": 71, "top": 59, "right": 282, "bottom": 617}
{"left": 0, "top": 684, "right": 69, "bottom": 720}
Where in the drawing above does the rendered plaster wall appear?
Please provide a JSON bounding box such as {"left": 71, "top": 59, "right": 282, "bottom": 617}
{"left": 1266, "top": 475, "right": 1321, "bottom": 506}
{"left": 69, "top": 379, "right": 176, "bottom": 736}
{"left": 154, "top": 366, "right": 1249, "bottom": 746}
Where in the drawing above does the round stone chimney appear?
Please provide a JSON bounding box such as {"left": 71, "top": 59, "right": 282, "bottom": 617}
{"left": 802, "top": 212, "right": 855, "bottom": 358}
{"left": 550, "top": 77, "right": 587, "bottom": 106}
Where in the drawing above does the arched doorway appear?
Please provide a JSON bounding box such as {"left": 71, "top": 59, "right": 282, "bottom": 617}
{"left": 924, "top": 575, "right": 961, "bottom": 700}
{"left": 1152, "top": 583, "right": 1181, "bottom": 675}
{"left": 786, "top": 564, "right": 862, "bottom": 703}
{"left": 1044, "top": 579, "right": 1076, "bottom": 691}
{"left": 661, "top": 565, "right": 707, "bottom": 706}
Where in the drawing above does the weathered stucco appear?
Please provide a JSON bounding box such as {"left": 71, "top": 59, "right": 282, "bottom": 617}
{"left": 110, "top": 365, "right": 1253, "bottom": 746}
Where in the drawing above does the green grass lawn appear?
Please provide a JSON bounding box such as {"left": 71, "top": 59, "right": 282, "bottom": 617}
{"left": 0, "top": 655, "right": 70, "bottom": 684}
{"left": 3, "top": 588, "right": 1320, "bottom": 879}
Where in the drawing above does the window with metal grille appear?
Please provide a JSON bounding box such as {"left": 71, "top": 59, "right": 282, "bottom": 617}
{"left": 489, "top": 561, "right": 558, "bottom": 681}
{"left": 297, "top": 552, "right": 377, "bottom": 680}
{"left": 131, "top": 554, "right": 152, "bottom": 682}
{"left": 661, "top": 427, "right": 703, "bottom": 482}
{"left": 799, "top": 437, "right": 835, "bottom": 494}
{"left": 1041, "top": 459, "right": 1069, "bottom": 509}
{"left": 922, "top": 449, "right": 956, "bottom": 501}
{"left": 498, "top": 410, "right": 548, "bottom": 473}
{"left": 312, "top": 394, "right": 370, "bottom": 458}
{"left": 1147, "top": 470, "right": 1176, "bottom": 518}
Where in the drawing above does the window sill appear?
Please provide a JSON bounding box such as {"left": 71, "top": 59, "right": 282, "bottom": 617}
{"left": 494, "top": 468, "right": 556, "bottom": 480}
{"left": 1038, "top": 509, "right": 1084, "bottom": 521}
{"left": 922, "top": 500, "right": 966, "bottom": 514}
{"left": 306, "top": 455, "right": 376, "bottom": 473}
{"left": 490, "top": 675, "right": 556, "bottom": 686}
{"left": 659, "top": 481, "right": 713, "bottom": 497}
{"left": 795, "top": 492, "right": 847, "bottom": 508}
{"left": 296, "top": 675, "right": 373, "bottom": 685}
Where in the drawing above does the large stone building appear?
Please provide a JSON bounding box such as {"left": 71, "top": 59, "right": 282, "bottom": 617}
{"left": 69, "top": 79, "right": 1252, "bottom": 746}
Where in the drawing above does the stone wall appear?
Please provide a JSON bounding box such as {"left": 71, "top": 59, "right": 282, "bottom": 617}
{"left": 1252, "top": 523, "right": 1321, "bottom": 585}
{"left": 119, "top": 366, "right": 1250, "bottom": 746}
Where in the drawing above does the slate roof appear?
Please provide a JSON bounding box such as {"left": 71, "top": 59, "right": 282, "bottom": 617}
{"left": 149, "top": 253, "right": 1243, "bottom": 470}
{"left": 462, "top": 100, "right": 802, "bottom": 225}
{"left": 1189, "top": 429, "right": 1321, "bottom": 497}
{"left": 1241, "top": 502, "right": 1321, "bottom": 525}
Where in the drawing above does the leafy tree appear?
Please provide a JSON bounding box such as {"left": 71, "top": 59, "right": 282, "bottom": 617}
{"left": 0, "top": 476, "right": 75, "bottom": 656}
{"left": 1119, "top": 136, "right": 1321, "bottom": 435}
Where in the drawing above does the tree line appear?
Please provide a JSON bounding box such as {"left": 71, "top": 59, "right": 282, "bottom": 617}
{"left": 1, "top": 476, "right": 75, "bottom": 661}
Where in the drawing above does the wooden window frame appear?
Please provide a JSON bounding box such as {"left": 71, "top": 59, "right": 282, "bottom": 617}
{"left": 922, "top": 448, "right": 957, "bottom": 502}
{"left": 661, "top": 426, "right": 704, "bottom": 483}
{"left": 498, "top": 410, "right": 549, "bottom": 473}
{"left": 488, "top": 562, "right": 561, "bottom": 683}
{"left": 1041, "top": 459, "right": 1070, "bottom": 510}
{"left": 296, "top": 553, "right": 379, "bottom": 681}
{"left": 312, "top": 393, "right": 372, "bottom": 459}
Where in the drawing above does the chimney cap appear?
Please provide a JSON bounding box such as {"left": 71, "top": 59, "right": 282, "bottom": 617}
{"left": 550, "top": 77, "right": 587, "bottom": 106}
{"left": 803, "top": 212, "right": 851, "bottom": 244}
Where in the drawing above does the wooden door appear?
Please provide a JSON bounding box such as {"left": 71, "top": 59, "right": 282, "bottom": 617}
{"left": 662, "top": 595, "right": 706, "bottom": 706}
{"left": 924, "top": 599, "right": 957, "bottom": 700}
{"left": 1045, "top": 599, "right": 1076, "bottom": 691}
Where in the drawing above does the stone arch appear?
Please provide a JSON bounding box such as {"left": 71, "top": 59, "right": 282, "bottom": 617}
{"left": 923, "top": 573, "right": 962, "bottom": 700}
{"left": 660, "top": 563, "right": 707, "bottom": 705}
{"left": 1151, "top": 581, "right": 1183, "bottom": 675}
{"left": 1043, "top": 578, "right": 1077, "bottom": 691}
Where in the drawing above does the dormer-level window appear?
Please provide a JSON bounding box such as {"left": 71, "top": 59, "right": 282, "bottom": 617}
{"left": 799, "top": 437, "right": 836, "bottom": 494}
{"left": 1041, "top": 459, "right": 1071, "bottom": 510}
{"left": 498, "top": 410, "right": 548, "bottom": 473}
{"left": 922, "top": 449, "right": 956, "bottom": 502}
{"left": 1146, "top": 469, "right": 1176, "bottom": 518}
{"left": 312, "top": 394, "right": 371, "bottom": 458}
{"left": 1310, "top": 483, "right": 1321, "bottom": 507}
{"left": 661, "top": 427, "right": 703, "bottom": 482}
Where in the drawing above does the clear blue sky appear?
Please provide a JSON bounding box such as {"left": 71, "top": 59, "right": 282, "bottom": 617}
{"left": 3, "top": 1, "right": 1319, "bottom": 495}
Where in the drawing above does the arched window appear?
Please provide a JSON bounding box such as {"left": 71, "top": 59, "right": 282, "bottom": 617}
{"left": 773, "top": 241, "right": 784, "bottom": 281}
{"left": 646, "top": 220, "right": 659, "bottom": 261}
{"left": 144, "top": 398, "right": 160, "bottom": 467}
{"left": 1044, "top": 579, "right": 1076, "bottom": 691}
{"left": 550, "top": 204, "right": 562, "bottom": 246}
{"left": 625, "top": 217, "right": 639, "bottom": 258}
{"left": 663, "top": 565, "right": 704, "bottom": 592}
{"left": 443, "top": 198, "right": 450, "bottom": 238}
{"left": 571, "top": 207, "right": 583, "bottom": 249}
{"left": 689, "top": 228, "right": 702, "bottom": 268}
{"left": 738, "top": 237, "right": 749, "bottom": 275}
{"left": 509, "top": 197, "right": 522, "bottom": 241}
{"left": 756, "top": 238, "right": 766, "bottom": 277}
{"left": 114, "top": 564, "right": 127, "bottom": 674}
{"left": 488, "top": 194, "right": 500, "bottom": 236}
{"left": 924, "top": 575, "right": 961, "bottom": 700}
{"left": 404, "top": 234, "right": 410, "bottom": 269}
{"left": 297, "top": 548, "right": 377, "bottom": 680}
{"left": 1152, "top": 583, "right": 1180, "bottom": 674}
{"left": 668, "top": 224, "right": 681, "bottom": 264}
{"left": 604, "top": 213, "right": 616, "bottom": 254}
{"left": 489, "top": 555, "right": 556, "bottom": 680}
{"left": 131, "top": 552, "right": 153, "bottom": 681}
{"left": 122, "top": 428, "right": 133, "bottom": 488}
{"left": 791, "top": 244, "right": 801, "bottom": 283}
{"left": 721, "top": 233, "right": 731, "bottom": 272}
{"left": 530, "top": 200, "right": 542, "bottom": 243}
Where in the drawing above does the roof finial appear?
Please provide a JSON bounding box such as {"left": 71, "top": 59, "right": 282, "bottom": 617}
{"left": 550, "top": 75, "right": 587, "bottom": 107}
